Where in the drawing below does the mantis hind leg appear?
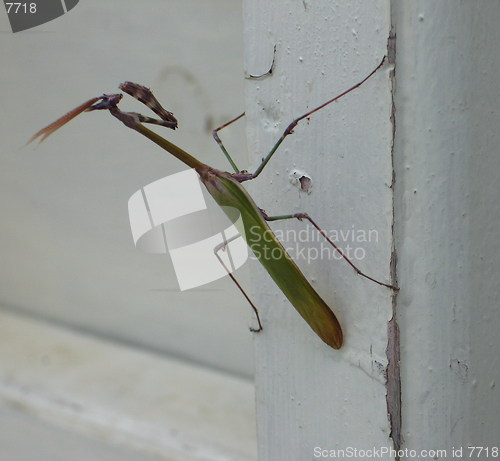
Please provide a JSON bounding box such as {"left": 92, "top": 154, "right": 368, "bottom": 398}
{"left": 262, "top": 211, "right": 398, "bottom": 291}
{"left": 213, "top": 235, "right": 263, "bottom": 333}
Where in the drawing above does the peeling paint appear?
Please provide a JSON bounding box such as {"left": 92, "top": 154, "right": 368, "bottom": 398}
{"left": 385, "top": 26, "right": 402, "bottom": 459}
{"left": 289, "top": 169, "right": 313, "bottom": 194}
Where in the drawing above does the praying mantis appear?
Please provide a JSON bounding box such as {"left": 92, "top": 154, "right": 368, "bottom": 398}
{"left": 29, "top": 56, "right": 397, "bottom": 350}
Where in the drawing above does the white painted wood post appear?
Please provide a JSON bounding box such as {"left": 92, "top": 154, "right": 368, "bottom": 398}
{"left": 244, "top": 0, "right": 499, "bottom": 459}
{"left": 393, "top": 0, "right": 500, "bottom": 455}
{"left": 243, "top": 1, "right": 396, "bottom": 459}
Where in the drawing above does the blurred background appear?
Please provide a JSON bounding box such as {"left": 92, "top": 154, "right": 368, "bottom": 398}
{"left": 0, "top": 1, "right": 257, "bottom": 460}
{"left": 0, "top": 0, "right": 254, "bottom": 375}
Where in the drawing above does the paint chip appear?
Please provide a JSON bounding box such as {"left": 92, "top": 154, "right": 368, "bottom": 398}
{"left": 289, "top": 169, "right": 313, "bottom": 194}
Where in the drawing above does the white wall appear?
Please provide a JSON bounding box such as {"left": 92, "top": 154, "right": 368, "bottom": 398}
{"left": 393, "top": 0, "right": 500, "bottom": 452}
{"left": 1, "top": 2, "right": 258, "bottom": 459}
{"left": 0, "top": 0, "right": 254, "bottom": 377}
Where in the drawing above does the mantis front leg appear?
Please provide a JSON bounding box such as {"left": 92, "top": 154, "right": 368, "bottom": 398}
{"left": 27, "top": 82, "right": 178, "bottom": 145}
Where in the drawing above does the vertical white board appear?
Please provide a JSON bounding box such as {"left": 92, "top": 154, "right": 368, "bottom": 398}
{"left": 243, "top": 0, "right": 396, "bottom": 458}
{"left": 393, "top": 0, "right": 500, "bottom": 454}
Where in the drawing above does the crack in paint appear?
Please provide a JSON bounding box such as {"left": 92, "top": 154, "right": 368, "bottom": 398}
{"left": 385, "top": 27, "right": 403, "bottom": 460}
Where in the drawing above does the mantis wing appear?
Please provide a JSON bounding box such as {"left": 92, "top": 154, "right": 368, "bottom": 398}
{"left": 201, "top": 169, "right": 343, "bottom": 349}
